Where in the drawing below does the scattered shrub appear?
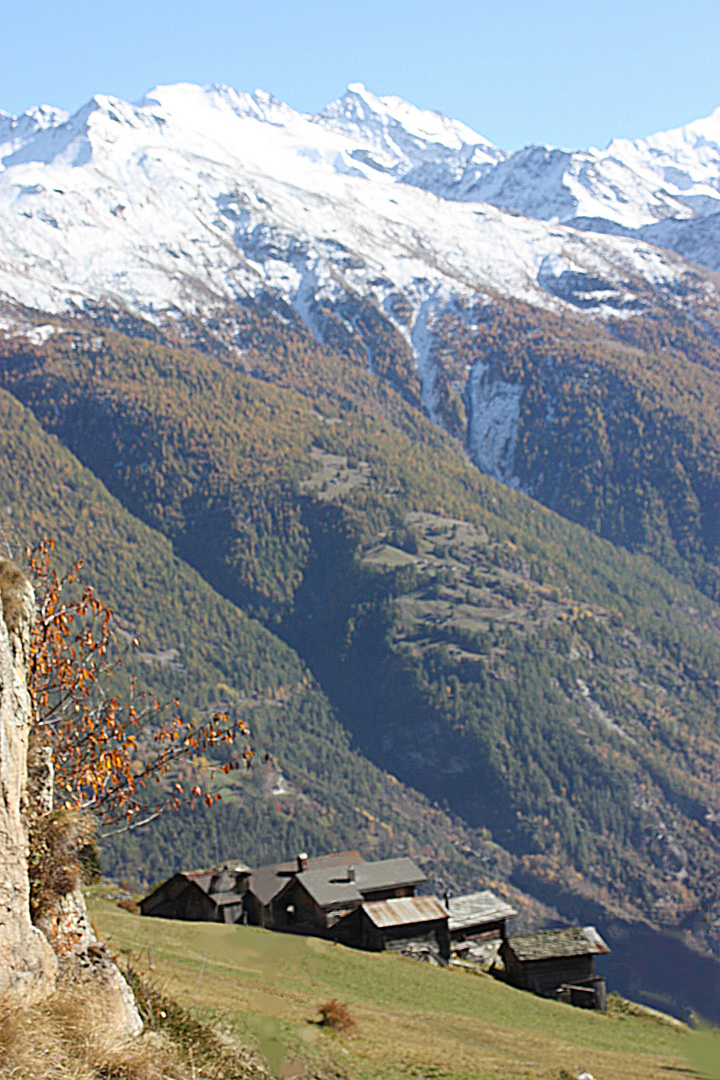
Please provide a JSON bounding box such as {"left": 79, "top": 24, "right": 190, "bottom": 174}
{"left": 79, "top": 840, "right": 103, "bottom": 885}
{"left": 318, "top": 998, "right": 354, "bottom": 1033}
{"left": 27, "top": 808, "right": 85, "bottom": 921}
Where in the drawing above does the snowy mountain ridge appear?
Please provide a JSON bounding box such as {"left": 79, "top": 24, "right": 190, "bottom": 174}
{"left": 0, "top": 80, "right": 713, "bottom": 319}
{"left": 1, "top": 81, "right": 720, "bottom": 475}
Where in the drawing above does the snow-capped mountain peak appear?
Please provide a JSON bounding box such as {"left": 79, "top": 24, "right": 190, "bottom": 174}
{"left": 0, "top": 79, "right": 717, "bottom": 352}
{"left": 321, "top": 82, "right": 496, "bottom": 152}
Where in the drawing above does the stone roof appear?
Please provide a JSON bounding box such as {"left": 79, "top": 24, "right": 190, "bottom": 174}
{"left": 447, "top": 890, "right": 517, "bottom": 932}
{"left": 248, "top": 852, "right": 363, "bottom": 907}
{"left": 361, "top": 896, "right": 448, "bottom": 928}
{"left": 295, "top": 857, "right": 426, "bottom": 909}
{"left": 506, "top": 926, "right": 610, "bottom": 962}
{"left": 183, "top": 863, "right": 252, "bottom": 898}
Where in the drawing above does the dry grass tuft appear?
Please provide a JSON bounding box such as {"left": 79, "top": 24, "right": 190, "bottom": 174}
{"left": 0, "top": 975, "right": 190, "bottom": 1080}
{"left": 116, "top": 897, "right": 140, "bottom": 915}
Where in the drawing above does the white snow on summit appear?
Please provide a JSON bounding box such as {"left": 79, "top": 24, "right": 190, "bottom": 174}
{"left": 2, "top": 81, "right": 719, "bottom": 440}
{"left": 0, "top": 81, "right": 717, "bottom": 359}
{"left": 396, "top": 104, "right": 720, "bottom": 254}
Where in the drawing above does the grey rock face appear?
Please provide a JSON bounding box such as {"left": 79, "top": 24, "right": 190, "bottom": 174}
{"left": 0, "top": 558, "right": 57, "bottom": 996}
{"left": 26, "top": 670, "right": 143, "bottom": 1036}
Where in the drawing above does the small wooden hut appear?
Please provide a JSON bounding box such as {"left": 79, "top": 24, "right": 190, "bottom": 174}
{"left": 139, "top": 863, "right": 251, "bottom": 923}
{"left": 500, "top": 926, "right": 610, "bottom": 1010}
{"left": 336, "top": 896, "right": 450, "bottom": 961}
{"left": 446, "top": 890, "right": 517, "bottom": 964}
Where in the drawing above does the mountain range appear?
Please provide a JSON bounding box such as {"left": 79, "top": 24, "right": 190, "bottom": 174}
{"left": 2, "top": 82, "right": 720, "bottom": 1020}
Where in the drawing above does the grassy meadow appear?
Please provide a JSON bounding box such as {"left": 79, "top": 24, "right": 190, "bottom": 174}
{"left": 88, "top": 889, "right": 697, "bottom": 1080}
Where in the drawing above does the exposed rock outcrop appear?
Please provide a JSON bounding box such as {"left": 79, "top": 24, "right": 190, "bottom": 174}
{"left": 28, "top": 721, "right": 143, "bottom": 1035}
{"left": 0, "top": 559, "right": 57, "bottom": 996}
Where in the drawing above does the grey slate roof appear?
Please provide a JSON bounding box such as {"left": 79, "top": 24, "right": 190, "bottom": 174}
{"left": 210, "top": 891, "right": 247, "bottom": 908}
{"left": 296, "top": 857, "right": 426, "bottom": 909}
{"left": 506, "top": 926, "right": 610, "bottom": 962}
{"left": 182, "top": 863, "right": 251, "bottom": 894}
{"left": 183, "top": 870, "right": 215, "bottom": 894}
{"left": 362, "top": 896, "right": 447, "bottom": 928}
{"left": 447, "top": 890, "right": 517, "bottom": 932}
{"left": 248, "top": 852, "right": 364, "bottom": 907}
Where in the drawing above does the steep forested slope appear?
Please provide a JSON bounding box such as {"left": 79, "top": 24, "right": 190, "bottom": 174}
{"left": 0, "top": 386, "right": 523, "bottom": 906}
{"left": 420, "top": 296, "right": 720, "bottom": 600}
{"left": 3, "top": 307, "right": 720, "bottom": 962}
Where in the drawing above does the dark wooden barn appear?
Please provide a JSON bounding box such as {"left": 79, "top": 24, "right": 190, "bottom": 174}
{"left": 271, "top": 856, "right": 427, "bottom": 932}
{"left": 500, "top": 926, "right": 610, "bottom": 1010}
{"left": 139, "top": 863, "right": 251, "bottom": 923}
{"left": 336, "top": 896, "right": 450, "bottom": 961}
{"left": 244, "top": 852, "right": 364, "bottom": 927}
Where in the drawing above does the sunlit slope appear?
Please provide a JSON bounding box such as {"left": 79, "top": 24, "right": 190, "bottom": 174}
{"left": 89, "top": 892, "right": 691, "bottom": 1080}
{"left": 421, "top": 295, "right": 720, "bottom": 600}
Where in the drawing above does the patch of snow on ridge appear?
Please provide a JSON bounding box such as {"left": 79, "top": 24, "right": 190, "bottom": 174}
{"left": 320, "top": 82, "right": 498, "bottom": 153}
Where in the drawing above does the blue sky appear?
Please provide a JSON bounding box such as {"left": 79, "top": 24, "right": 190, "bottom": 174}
{"left": 3, "top": 0, "right": 719, "bottom": 150}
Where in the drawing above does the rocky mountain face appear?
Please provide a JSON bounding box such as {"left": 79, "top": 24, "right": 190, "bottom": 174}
{"left": 0, "top": 560, "right": 57, "bottom": 995}
{"left": 0, "top": 558, "right": 141, "bottom": 1030}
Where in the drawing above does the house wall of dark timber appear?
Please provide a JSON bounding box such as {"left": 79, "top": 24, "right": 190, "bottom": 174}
{"left": 336, "top": 908, "right": 450, "bottom": 960}
{"left": 272, "top": 880, "right": 329, "bottom": 929}
{"left": 450, "top": 917, "right": 507, "bottom": 946}
{"left": 361, "top": 885, "right": 415, "bottom": 903}
{"left": 139, "top": 875, "right": 219, "bottom": 922}
{"left": 501, "top": 944, "right": 596, "bottom": 995}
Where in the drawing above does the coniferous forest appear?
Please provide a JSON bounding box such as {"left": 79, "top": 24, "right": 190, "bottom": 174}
{"left": 2, "top": 287, "right": 720, "bottom": 1018}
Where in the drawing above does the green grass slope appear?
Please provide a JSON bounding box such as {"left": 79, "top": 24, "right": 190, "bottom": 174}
{"left": 90, "top": 892, "right": 694, "bottom": 1080}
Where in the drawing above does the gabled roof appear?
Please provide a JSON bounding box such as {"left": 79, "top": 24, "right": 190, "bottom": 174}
{"left": 361, "top": 896, "right": 447, "bottom": 928}
{"left": 294, "top": 857, "right": 426, "bottom": 910}
{"left": 183, "top": 870, "right": 216, "bottom": 894}
{"left": 506, "top": 926, "right": 611, "bottom": 962}
{"left": 293, "top": 868, "right": 362, "bottom": 907}
{"left": 248, "top": 852, "right": 364, "bottom": 907}
{"left": 447, "top": 890, "right": 517, "bottom": 932}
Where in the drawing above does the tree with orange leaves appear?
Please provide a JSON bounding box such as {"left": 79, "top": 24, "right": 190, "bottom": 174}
{"left": 26, "top": 538, "right": 252, "bottom": 832}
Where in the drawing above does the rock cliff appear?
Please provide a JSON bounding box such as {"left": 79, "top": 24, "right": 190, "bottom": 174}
{"left": 0, "top": 559, "right": 57, "bottom": 996}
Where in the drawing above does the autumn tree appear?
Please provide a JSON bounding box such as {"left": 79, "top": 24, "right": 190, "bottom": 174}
{"left": 25, "top": 538, "right": 251, "bottom": 857}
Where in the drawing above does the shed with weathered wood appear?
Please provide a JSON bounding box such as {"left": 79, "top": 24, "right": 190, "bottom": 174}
{"left": 447, "top": 890, "right": 517, "bottom": 940}
{"left": 500, "top": 926, "right": 609, "bottom": 1010}
{"left": 336, "top": 896, "right": 450, "bottom": 961}
{"left": 139, "top": 863, "right": 251, "bottom": 923}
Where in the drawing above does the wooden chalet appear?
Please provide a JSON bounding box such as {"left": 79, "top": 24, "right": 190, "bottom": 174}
{"left": 446, "top": 890, "right": 517, "bottom": 965}
{"left": 139, "top": 863, "right": 251, "bottom": 923}
{"left": 245, "top": 852, "right": 364, "bottom": 927}
{"left": 272, "top": 856, "right": 427, "bottom": 932}
{"left": 336, "top": 896, "right": 450, "bottom": 961}
{"left": 500, "top": 926, "right": 610, "bottom": 1010}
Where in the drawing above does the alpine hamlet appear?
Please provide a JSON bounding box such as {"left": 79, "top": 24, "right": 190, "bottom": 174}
{"left": 140, "top": 852, "right": 609, "bottom": 1008}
